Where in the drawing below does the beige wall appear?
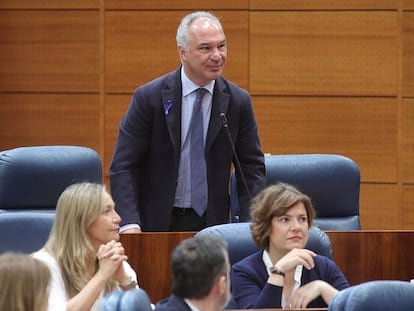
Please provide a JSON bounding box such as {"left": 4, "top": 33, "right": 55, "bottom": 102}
{"left": 1, "top": 0, "right": 413, "bottom": 229}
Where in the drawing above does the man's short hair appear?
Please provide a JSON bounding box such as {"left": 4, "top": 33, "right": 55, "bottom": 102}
{"left": 171, "top": 234, "right": 228, "bottom": 299}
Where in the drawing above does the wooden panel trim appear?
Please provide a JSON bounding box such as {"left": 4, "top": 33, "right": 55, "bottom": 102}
{"left": 121, "top": 230, "right": 414, "bottom": 303}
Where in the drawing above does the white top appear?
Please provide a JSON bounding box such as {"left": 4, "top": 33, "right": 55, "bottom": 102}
{"left": 185, "top": 299, "right": 200, "bottom": 311}
{"left": 33, "top": 248, "right": 138, "bottom": 311}
{"left": 262, "top": 250, "right": 303, "bottom": 308}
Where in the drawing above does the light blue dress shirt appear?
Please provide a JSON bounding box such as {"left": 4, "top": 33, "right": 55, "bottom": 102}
{"left": 174, "top": 68, "right": 215, "bottom": 208}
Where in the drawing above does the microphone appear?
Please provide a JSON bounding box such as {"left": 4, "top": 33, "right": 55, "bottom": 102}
{"left": 219, "top": 113, "right": 252, "bottom": 202}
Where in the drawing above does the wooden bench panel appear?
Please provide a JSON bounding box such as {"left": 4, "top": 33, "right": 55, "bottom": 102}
{"left": 403, "top": 12, "right": 414, "bottom": 97}
{"left": 253, "top": 96, "right": 397, "bottom": 183}
{"left": 250, "top": 0, "right": 397, "bottom": 10}
{"left": 120, "top": 231, "right": 414, "bottom": 303}
{"left": 402, "top": 185, "right": 414, "bottom": 229}
{"left": 0, "top": 10, "right": 99, "bottom": 92}
{"left": 104, "top": 11, "right": 248, "bottom": 93}
{"left": 402, "top": 98, "right": 414, "bottom": 184}
{"left": 104, "top": 0, "right": 248, "bottom": 10}
{"left": 249, "top": 11, "right": 398, "bottom": 96}
{"left": 0, "top": 0, "right": 99, "bottom": 9}
{"left": 104, "top": 94, "right": 132, "bottom": 176}
{"left": 328, "top": 231, "right": 414, "bottom": 285}
{"left": 403, "top": 0, "right": 414, "bottom": 10}
{"left": 0, "top": 93, "right": 100, "bottom": 151}
{"left": 120, "top": 232, "right": 194, "bottom": 303}
{"left": 360, "top": 184, "right": 400, "bottom": 229}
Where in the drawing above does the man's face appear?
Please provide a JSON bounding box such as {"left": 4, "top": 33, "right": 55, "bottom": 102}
{"left": 179, "top": 18, "right": 227, "bottom": 86}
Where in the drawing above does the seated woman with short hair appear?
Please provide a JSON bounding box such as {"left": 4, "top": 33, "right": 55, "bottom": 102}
{"left": 231, "top": 183, "right": 349, "bottom": 309}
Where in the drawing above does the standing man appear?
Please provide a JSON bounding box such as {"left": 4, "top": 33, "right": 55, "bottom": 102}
{"left": 109, "top": 11, "right": 265, "bottom": 232}
{"left": 154, "top": 235, "right": 231, "bottom": 311}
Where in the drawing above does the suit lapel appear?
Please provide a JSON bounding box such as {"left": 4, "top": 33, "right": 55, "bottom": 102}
{"left": 206, "top": 77, "right": 230, "bottom": 151}
{"left": 163, "top": 73, "right": 230, "bottom": 159}
{"left": 162, "top": 69, "right": 182, "bottom": 167}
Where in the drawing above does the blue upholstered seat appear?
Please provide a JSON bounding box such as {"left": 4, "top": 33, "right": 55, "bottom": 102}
{"left": 231, "top": 154, "right": 361, "bottom": 229}
{"left": 0, "top": 212, "right": 54, "bottom": 253}
{"left": 328, "top": 280, "right": 414, "bottom": 311}
{"left": 0, "top": 145, "right": 102, "bottom": 213}
{"left": 102, "top": 288, "right": 153, "bottom": 311}
{"left": 0, "top": 145, "right": 102, "bottom": 254}
{"left": 196, "top": 222, "right": 332, "bottom": 265}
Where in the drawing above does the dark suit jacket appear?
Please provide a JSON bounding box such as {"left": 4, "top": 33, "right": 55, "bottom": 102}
{"left": 109, "top": 67, "right": 265, "bottom": 231}
{"left": 154, "top": 295, "right": 191, "bottom": 311}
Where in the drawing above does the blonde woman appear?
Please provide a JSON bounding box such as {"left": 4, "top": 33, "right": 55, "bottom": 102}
{"left": 0, "top": 252, "right": 50, "bottom": 311}
{"left": 33, "top": 182, "right": 138, "bottom": 311}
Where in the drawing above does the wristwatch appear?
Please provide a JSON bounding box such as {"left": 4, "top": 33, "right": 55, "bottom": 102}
{"left": 120, "top": 277, "right": 138, "bottom": 291}
{"left": 269, "top": 266, "right": 285, "bottom": 277}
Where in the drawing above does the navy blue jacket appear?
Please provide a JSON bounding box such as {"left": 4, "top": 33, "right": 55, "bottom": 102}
{"left": 231, "top": 250, "right": 349, "bottom": 309}
{"left": 154, "top": 294, "right": 191, "bottom": 311}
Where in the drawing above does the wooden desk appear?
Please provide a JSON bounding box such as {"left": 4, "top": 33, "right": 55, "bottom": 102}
{"left": 120, "top": 232, "right": 193, "bottom": 303}
{"left": 121, "top": 230, "right": 414, "bottom": 303}
{"left": 326, "top": 230, "right": 414, "bottom": 285}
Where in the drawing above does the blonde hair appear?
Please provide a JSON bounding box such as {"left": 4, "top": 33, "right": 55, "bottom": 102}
{"left": 44, "top": 182, "right": 116, "bottom": 297}
{"left": 250, "top": 183, "right": 315, "bottom": 249}
{"left": 0, "top": 252, "right": 50, "bottom": 311}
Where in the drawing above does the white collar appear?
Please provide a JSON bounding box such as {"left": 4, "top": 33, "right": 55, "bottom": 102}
{"left": 184, "top": 298, "right": 200, "bottom": 311}
{"left": 262, "top": 249, "right": 303, "bottom": 307}
{"left": 181, "top": 67, "right": 215, "bottom": 97}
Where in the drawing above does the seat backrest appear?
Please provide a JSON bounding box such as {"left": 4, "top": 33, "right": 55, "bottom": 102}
{"left": 0, "top": 145, "right": 102, "bottom": 212}
{"left": 0, "top": 212, "right": 54, "bottom": 254}
{"left": 328, "top": 280, "right": 414, "bottom": 311}
{"left": 101, "top": 288, "right": 153, "bottom": 311}
{"left": 231, "top": 154, "right": 360, "bottom": 230}
{"left": 195, "top": 222, "right": 332, "bottom": 265}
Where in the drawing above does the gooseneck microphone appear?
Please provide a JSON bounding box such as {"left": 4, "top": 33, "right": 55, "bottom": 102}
{"left": 219, "top": 113, "right": 252, "bottom": 202}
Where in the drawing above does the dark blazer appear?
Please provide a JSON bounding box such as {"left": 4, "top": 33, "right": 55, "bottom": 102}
{"left": 231, "top": 250, "right": 350, "bottom": 309}
{"left": 154, "top": 295, "right": 191, "bottom": 311}
{"left": 109, "top": 67, "right": 265, "bottom": 231}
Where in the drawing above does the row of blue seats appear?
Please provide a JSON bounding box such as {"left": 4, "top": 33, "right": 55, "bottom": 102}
{"left": 101, "top": 279, "right": 414, "bottom": 311}
{"left": 0, "top": 146, "right": 361, "bottom": 255}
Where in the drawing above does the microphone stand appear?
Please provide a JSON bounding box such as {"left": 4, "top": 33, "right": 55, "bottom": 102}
{"left": 219, "top": 113, "right": 252, "bottom": 202}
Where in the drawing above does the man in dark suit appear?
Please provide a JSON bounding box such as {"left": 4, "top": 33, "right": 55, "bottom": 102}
{"left": 109, "top": 11, "right": 265, "bottom": 232}
{"left": 154, "top": 235, "right": 231, "bottom": 311}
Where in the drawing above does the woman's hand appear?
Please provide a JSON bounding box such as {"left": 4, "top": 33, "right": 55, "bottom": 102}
{"left": 96, "top": 240, "right": 127, "bottom": 281}
{"left": 275, "top": 248, "right": 316, "bottom": 274}
{"left": 286, "top": 280, "right": 338, "bottom": 308}
{"left": 112, "top": 246, "right": 132, "bottom": 286}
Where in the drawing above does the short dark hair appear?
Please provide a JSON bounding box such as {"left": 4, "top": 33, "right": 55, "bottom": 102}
{"left": 251, "top": 183, "right": 315, "bottom": 249}
{"left": 171, "top": 235, "right": 228, "bottom": 299}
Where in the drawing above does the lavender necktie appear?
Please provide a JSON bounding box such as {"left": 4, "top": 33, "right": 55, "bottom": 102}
{"left": 190, "top": 88, "right": 208, "bottom": 216}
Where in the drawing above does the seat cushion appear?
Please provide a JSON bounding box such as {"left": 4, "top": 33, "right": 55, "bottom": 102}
{"left": 328, "top": 280, "right": 414, "bottom": 311}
